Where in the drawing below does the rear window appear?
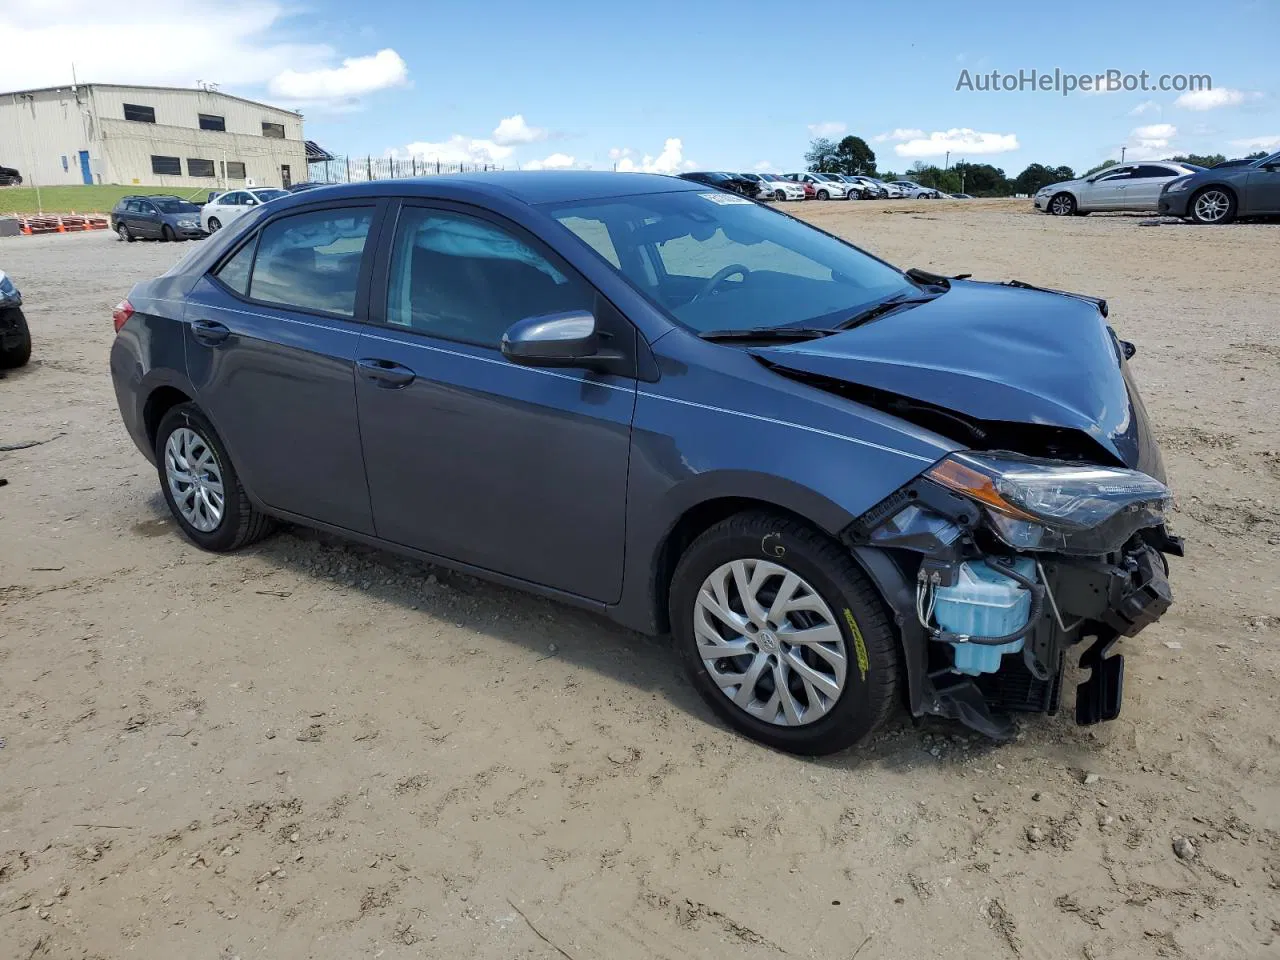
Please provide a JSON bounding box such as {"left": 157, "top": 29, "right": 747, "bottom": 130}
{"left": 247, "top": 208, "right": 372, "bottom": 316}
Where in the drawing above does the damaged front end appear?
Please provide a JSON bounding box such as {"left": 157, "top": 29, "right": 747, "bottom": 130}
{"left": 842, "top": 452, "right": 1182, "bottom": 739}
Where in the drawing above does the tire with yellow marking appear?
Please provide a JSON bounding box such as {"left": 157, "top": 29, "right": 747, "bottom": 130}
{"left": 670, "top": 510, "right": 902, "bottom": 755}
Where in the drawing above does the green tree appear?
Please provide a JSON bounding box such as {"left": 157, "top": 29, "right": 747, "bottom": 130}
{"left": 833, "top": 135, "right": 876, "bottom": 175}
{"left": 1083, "top": 159, "right": 1119, "bottom": 177}
{"left": 804, "top": 138, "right": 841, "bottom": 173}
{"left": 1245, "top": 151, "right": 1268, "bottom": 160}
{"left": 1013, "top": 162, "right": 1074, "bottom": 194}
{"left": 1171, "top": 153, "right": 1227, "bottom": 168}
{"left": 952, "top": 162, "right": 1010, "bottom": 196}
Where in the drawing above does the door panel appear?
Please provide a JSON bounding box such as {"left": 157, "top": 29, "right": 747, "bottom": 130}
{"left": 1124, "top": 166, "right": 1178, "bottom": 209}
{"left": 1084, "top": 169, "right": 1130, "bottom": 210}
{"left": 1246, "top": 165, "right": 1280, "bottom": 213}
{"left": 183, "top": 204, "right": 380, "bottom": 533}
{"left": 353, "top": 202, "right": 637, "bottom": 602}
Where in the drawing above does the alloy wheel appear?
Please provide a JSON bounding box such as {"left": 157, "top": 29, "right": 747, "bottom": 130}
{"left": 1049, "top": 194, "right": 1074, "bottom": 216}
{"left": 117, "top": 224, "right": 129, "bottom": 241}
{"left": 207, "top": 217, "right": 221, "bottom": 232}
{"left": 164, "top": 427, "right": 225, "bottom": 532}
{"left": 694, "top": 559, "right": 847, "bottom": 726}
{"left": 1194, "top": 190, "right": 1230, "bottom": 223}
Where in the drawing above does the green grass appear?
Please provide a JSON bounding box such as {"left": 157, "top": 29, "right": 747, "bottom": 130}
{"left": 0, "top": 184, "right": 216, "bottom": 216}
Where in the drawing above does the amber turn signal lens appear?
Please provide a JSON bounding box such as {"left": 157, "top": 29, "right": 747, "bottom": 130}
{"left": 926, "top": 457, "right": 1039, "bottom": 521}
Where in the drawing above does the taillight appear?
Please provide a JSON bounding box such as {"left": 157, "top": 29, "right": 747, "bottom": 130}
{"left": 112, "top": 299, "right": 134, "bottom": 333}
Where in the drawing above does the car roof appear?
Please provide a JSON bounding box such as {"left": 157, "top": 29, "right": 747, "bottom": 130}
{"left": 242, "top": 171, "right": 705, "bottom": 207}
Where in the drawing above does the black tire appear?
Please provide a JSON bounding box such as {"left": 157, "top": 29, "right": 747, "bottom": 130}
{"left": 162, "top": 224, "right": 175, "bottom": 241}
{"left": 1188, "top": 186, "right": 1237, "bottom": 225}
{"left": 816, "top": 189, "right": 830, "bottom": 201}
{"left": 670, "top": 510, "right": 901, "bottom": 755}
{"left": 154, "top": 402, "right": 273, "bottom": 552}
{"left": 1047, "top": 192, "right": 1076, "bottom": 216}
{"left": 207, "top": 217, "right": 221, "bottom": 232}
{"left": 774, "top": 189, "right": 786, "bottom": 201}
{"left": 117, "top": 223, "right": 133, "bottom": 242}
{"left": 0, "top": 308, "right": 32, "bottom": 369}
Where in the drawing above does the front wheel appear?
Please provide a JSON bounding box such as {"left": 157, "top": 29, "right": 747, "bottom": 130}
{"left": 1048, "top": 192, "right": 1076, "bottom": 216}
{"left": 670, "top": 511, "right": 901, "bottom": 755}
{"left": 0, "top": 308, "right": 32, "bottom": 369}
{"left": 1190, "top": 187, "right": 1236, "bottom": 224}
{"left": 162, "top": 224, "right": 175, "bottom": 241}
{"left": 155, "top": 403, "right": 273, "bottom": 551}
{"left": 774, "top": 189, "right": 786, "bottom": 201}
{"left": 117, "top": 223, "right": 133, "bottom": 242}
{"left": 207, "top": 217, "right": 222, "bottom": 232}
{"left": 816, "top": 189, "right": 830, "bottom": 201}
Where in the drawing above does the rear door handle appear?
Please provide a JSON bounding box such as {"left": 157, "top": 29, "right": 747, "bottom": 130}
{"left": 356, "top": 357, "right": 416, "bottom": 388}
{"left": 190, "top": 319, "right": 230, "bottom": 345}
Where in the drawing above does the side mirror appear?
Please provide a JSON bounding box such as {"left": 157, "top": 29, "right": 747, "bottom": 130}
{"left": 502, "top": 311, "right": 602, "bottom": 367}
{"left": 245, "top": 198, "right": 258, "bottom": 206}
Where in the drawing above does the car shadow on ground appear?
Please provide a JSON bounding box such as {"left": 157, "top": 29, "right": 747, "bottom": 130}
{"left": 136, "top": 493, "right": 1094, "bottom": 770}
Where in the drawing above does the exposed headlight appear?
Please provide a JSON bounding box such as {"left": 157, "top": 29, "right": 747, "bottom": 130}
{"left": 925, "top": 452, "right": 1171, "bottom": 554}
{"left": 177, "top": 219, "right": 198, "bottom": 228}
{"left": 1164, "top": 176, "right": 1194, "bottom": 193}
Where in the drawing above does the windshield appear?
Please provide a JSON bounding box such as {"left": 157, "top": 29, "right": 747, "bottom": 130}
{"left": 253, "top": 189, "right": 289, "bottom": 202}
{"left": 153, "top": 199, "right": 199, "bottom": 213}
{"left": 548, "top": 190, "right": 914, "bottom": 335}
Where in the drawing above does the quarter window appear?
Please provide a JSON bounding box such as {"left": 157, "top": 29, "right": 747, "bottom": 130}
{"left": 248, "top": 208, "right": 373, "bottom": 317}
{"left": 385, "top": 207, "right": 592, "bottom": 347}
{"left": 261, "top": 121, "right": 286, "bottom": 139}
{"left": 123, "top": 103, "right": 155, "bottom": 123}
{"left": 187, "top": 158, "right": 216, "bottom": 178}
{"left": 214, "top": 240, "right": 255, "bottom": 296}
{"left": 150, "top": 155, "right": 181, "bottom": 176}
{"left": 198, "top": 114, "right": 225, "bottom": 132}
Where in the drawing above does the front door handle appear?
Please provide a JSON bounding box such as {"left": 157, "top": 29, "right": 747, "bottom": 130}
{"left": 191, "top": 319, "right": 230, "bottom": 345}
{"left": 356, "top": 357, "right": 416, "bottom": 388}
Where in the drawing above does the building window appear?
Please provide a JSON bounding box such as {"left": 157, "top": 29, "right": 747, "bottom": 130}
{"left": 150, "top": 155, "right": 181, "bottom": 176}
{"left": 198, "top": 114, "right": 226, "bottom": 132}
{"left": 187, "top": 158, "right": 216, "bottom": 178}
{"left": 261, "top": 121, "right": 286, "bottom": 139}
{"left": 222, "top": 161, "right": 247, "bottom": 180}
{"left": 124, "top": 103, "right": 156, "bottom": 123}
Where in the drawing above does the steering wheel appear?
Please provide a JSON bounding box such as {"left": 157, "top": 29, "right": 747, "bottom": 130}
{"left": 691, "top": 263, "right": 751, "bottom": 303}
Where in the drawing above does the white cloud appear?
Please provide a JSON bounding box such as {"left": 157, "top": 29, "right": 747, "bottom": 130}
{"left": 611, "top": 138, "right": 689, "bottom": 174}
{"left": 1229, "top": 135, "right": 1280, "bottom": 151}
{"left": 893, "top": 128, "right": 1019, "bottom": 158}
{"left": 396, "top": 135, "right": 512, "bottom": 166}
{"left": 268, "top": 48, "right": 406, "bottom": 100}
{"left": 492, "top": 114, "right": 547, "bottom": 146}
{"left": 1129, "top": 100, "right": 1159, "bottom": 116}
{"left": 807, "top": 121, "right": 846, "bottom": 138}
{"left": 752, "top": 160, "right": 774, "bottom": 172}
{"left": 1132, "top": 123, "right": 1176, "bottom": 140}
{"left": 874, "top": 128, "right": 924, "bottom": 143}
{"left": 0, "top": 0, "right": 391, "bottom": 108}
{"left": 1175, "top": 88, "right": 1259, "bottom": 110}
{"left": 522, "top": 153, "right": 576, "bottom": 171}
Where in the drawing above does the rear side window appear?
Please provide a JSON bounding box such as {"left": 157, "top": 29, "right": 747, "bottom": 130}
{"left": 385, "top": 207, "right": 592, "bottom": 347}
{"left": 214, "top": 241, "right": 255, "bottom": 296}
{"left": 248, "top": 208, "right": 372, "bottom": 317}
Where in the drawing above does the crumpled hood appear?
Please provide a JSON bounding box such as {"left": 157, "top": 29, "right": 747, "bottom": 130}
{"left": 750, "top": 281, "right": 1156, "bottom": 470}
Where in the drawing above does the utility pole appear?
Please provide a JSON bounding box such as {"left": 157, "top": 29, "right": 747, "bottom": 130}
{"left": 945, "top": 151, "right": 950, "bottom": 170}
{"left": 1121, "top": 146, "right": 1127, "bottom": 163}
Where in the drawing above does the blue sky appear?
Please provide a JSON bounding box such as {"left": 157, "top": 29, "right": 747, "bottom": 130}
{"left": 7, "top": 0, "right": 1279, "bottom": 175}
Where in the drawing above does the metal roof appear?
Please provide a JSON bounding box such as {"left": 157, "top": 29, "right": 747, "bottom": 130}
{"left": 0, "top": 83, "right": 302, "bottom": 117}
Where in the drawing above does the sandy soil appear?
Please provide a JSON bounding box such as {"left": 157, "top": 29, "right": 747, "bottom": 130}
{"left": 1, "top": 200, "right": 1278, "bottom": 960}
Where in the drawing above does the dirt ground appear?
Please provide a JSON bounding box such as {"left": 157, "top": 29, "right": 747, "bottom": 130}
{"left": 1, "top": 199, "right": 1277, "bottom": 960}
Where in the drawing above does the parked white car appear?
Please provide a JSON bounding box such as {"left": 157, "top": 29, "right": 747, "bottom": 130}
{"left": 740, "top": 173, "right": 807, "bottom": 201}
{"left": 783, "top": 172, "right": 854, "bottom": 200}
{"left": 201, "top": 187, "right": 289, "bottom": 233}
{"left": 1034, "top": 162, "right": 1200, "bottom": 215}
{"left": 891, "top": 180, "right": 941, "bottom": 198}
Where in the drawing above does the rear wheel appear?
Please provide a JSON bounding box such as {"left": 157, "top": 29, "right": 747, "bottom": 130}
{"left": 670, "top": 511, "right": 901, "bottom": 755}
{"left": 1048, "top": 192, "right": 1076, "bottom": 216}
{"left": 1189, "top": 187, "right": 1236, "bottom": 224}
{"left": 207, "top": 217, "right": 222, "bottom": 232}
{"left": 0, "top": 308, "right": 32, "bottom": 369}
{"left": 155, "top": 403, "right": 273, "bottom": 552}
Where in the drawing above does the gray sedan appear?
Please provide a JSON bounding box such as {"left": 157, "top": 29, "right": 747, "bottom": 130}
{"left": 1034, "top": 162, "right": 1199, "bottom": 215}
{"left": 1157, "top": 151, "right": 1280, "bottom": 223}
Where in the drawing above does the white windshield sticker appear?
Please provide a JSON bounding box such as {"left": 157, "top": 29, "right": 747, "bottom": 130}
{"left": 699, "top": 192, "right": 754, "bottom": 205}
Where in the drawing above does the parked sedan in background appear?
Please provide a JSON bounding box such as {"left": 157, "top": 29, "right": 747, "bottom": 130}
{"left": 1158, "top": 151, "right": 1280, "bottom": 224}
{"left": 1034, "top": 162, "right": 1199, "bottom": 216}
{"left": 891, "top": 180, "right": 941, "bottom": 199}
{"left": 201, "top": 187, "right": 290, "bottom": 232}
{"left": 828, "top": 175, "right": 868, "bottom": 199}
{"left": 741, "top": 173, "right": 806, "bottom": 201}
{"left": 111, "top": 196, "right": 205, "bottom": 242}
{"left": 782, "top": 172, "right": 853, "bottom": 200}
{"left": 844, "top": 176, "right": 888, "bottom": 199}
{"left": 0, "top": 165, "right": 22, "bottom": 186}
{"left": 677, "top": 171, "right": 761, "bottom": 197}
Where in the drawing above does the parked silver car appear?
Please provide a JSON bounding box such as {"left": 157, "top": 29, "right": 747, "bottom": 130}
{"left": 1034, "top": 162, "right": 1200, "bottom": 216}
{"left": 890, "top": 180, "right": 941, "bottom": 199}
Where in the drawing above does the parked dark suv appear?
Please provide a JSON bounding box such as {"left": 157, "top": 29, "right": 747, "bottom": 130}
{"left": 111, "top": 195, "right": 206, "bottom": 242}
{"left": 0, "top": 165, "right": 22, "bottom": 186}
{"left": 677, "top": 171, "right": 762, "bottom": 198}
{"left": 108, "top": 172, "right": 1180, "bottom": 755}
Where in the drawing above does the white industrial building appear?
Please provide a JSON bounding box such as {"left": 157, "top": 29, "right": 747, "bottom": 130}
{"left": 0, "top": 83, "right": 307, "bottom": 191}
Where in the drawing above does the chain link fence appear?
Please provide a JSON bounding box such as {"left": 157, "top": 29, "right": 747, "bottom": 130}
{"left": 306, "top": 156, "right": 503, "bottom": 184}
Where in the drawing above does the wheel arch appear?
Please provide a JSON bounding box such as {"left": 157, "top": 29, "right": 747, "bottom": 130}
{"left": 143, "top": 384, "right": 196, "bottom": 453}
